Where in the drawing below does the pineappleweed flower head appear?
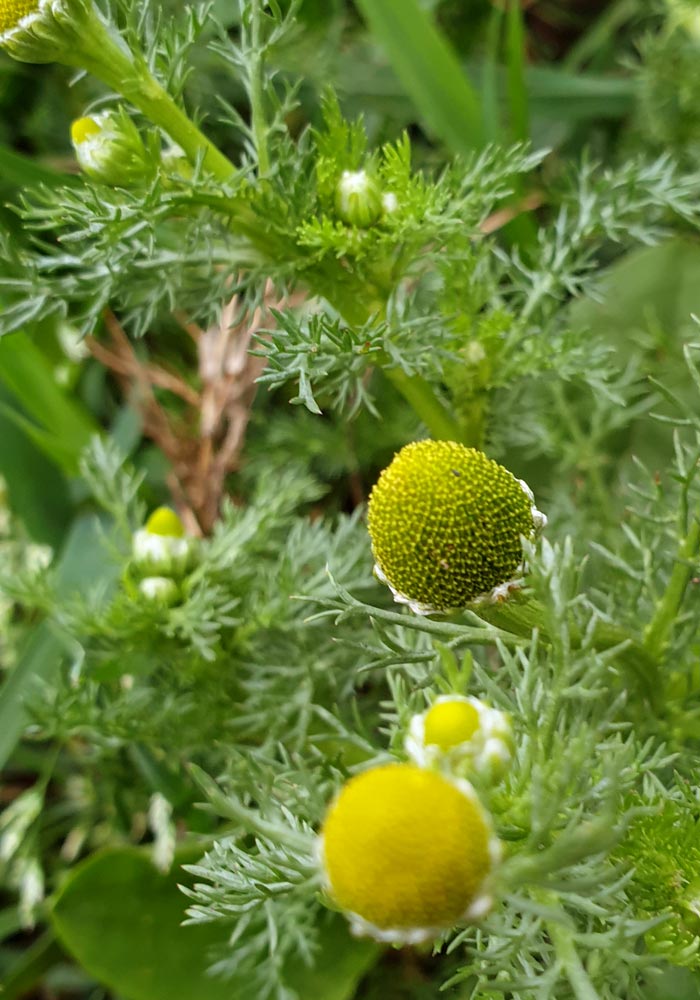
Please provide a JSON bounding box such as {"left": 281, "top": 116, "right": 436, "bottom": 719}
{"left": 318, "top": 763, "right": 500, "bottom": 944}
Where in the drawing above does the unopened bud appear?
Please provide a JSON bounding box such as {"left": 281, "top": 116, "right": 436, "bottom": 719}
{"left": 335, "top": 169, "right": 382, "bottom": 228}
{"left": 71, "top": 109, "right": 153, "bottom": 187}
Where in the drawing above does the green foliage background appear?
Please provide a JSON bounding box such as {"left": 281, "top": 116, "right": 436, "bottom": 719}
{"left": 3, "top": 1, "right": 700, "bottom": 998}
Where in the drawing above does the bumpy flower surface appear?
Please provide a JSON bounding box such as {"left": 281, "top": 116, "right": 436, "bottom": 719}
{"left": 0, "top": 0, "right": 38, "bottom": 33}
{"left": 320, "top": 764, "right": 495, "bottom": 941}
{"left": 368, "top": 440, "right": 540, "bottom": 611}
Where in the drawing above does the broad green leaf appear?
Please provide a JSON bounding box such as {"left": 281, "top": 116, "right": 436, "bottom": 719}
{"left": 353, "top": 0, "right": 485, "bottom": 154}
{"left": 285, "top": 914, "right": 379, "bottom": 1000}
{"left": 51, "top": 849, "right": 235, "bottom": 1000}
{"left": 51, "top": 847, "right": 379, "bottom": 1000}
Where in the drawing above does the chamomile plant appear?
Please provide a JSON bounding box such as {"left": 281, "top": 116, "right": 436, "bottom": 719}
{"left": 3, "top": 1, "right": 700, "bottom": 999}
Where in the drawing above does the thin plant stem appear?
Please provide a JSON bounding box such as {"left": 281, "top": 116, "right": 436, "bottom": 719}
{"left": 69, "top": 13, "right": 236, "bottom": 182}
{"left": 249, "top": 0, "right": 271, "bottom": 176}
{"left": 643, "top": 514, "right": 700, "bottom": 661}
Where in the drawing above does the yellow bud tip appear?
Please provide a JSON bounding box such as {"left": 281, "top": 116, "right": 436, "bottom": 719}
{"left": 144, "top": 507, "right": 185, "bottom": 538}
{"left": 0, "top": 0, "right": 40, "bottom": 35}
{"left": 424, "top": 699, "right": 480, "bottom": 751}
{"left": 321, "top": 764, "right": 494, "bottom": 935}
{"left": 70, "top": 116, "right": 101, "bottom": 146}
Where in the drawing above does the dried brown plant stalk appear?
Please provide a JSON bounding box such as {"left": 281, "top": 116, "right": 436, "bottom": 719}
{"left": 88, "top": 283, "right": 304, "bottom": 534}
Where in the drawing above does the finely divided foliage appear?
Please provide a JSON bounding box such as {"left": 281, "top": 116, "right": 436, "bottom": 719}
{"left": 3, "top": 1, "right": 700, "bottom": 999}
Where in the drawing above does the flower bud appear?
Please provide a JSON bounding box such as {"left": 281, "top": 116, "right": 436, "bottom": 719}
{"left": 319, "top": 763, "right": 499, "bottom": 944}
{"left": 405, "top": 695, "right": 513, "bottom": 778}
{"left": 0, "top": 0, "right": 108, "bottom": 64}
{"left": 131, "top": 506, "right": 193, "bottom": 578}
{"left": 71, "top": 110, "right": 153, "bottom": 188}
{"left": 335, "top": 169, "right": 382, "bottom": 228}
{"left": 368, "top": 440, "right": 546, "bottom": 614}
{"left": 137, "top": 576, "right": 179, "bottom": 606}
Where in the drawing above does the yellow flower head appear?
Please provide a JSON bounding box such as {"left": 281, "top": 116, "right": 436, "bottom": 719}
{"left": 406, "top": 695, "right": 514, "bottom": 777}
{"left": 319, "top": 763, "right": 498, "bottom": 943}
{"left": 0, "top": 0, "right": 39, "bottom": 35}
{"left": 367, "top": 440, "right": 546, "bottom": 613}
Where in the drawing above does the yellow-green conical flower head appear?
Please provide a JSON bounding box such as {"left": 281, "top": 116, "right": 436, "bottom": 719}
{"left": 319, "top": 763, "right": 499, "bottom": 944}
{"left": 368, "top": 440, "right": 546, "bottom": 613}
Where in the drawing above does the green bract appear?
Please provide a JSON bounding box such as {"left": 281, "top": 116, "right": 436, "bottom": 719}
{"left": 367, "top": 440, "right": 544, "bottom": 612}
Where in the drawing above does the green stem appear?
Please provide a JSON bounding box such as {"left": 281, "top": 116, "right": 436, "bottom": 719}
{"left": 643, "top": 515, "right": 700, "bottom": 661}
{"left": 546, "top": 918, "right": 600, "bottom": 1000}
{"left": 249, "top": 0, "right": 271, "bottom": 176}
{"left": 384, "top": 367, "right": 467, "bottom": 442}
{"left": 69, "top": 12, "right": 236, "bottom": 182}
{"left": 474, "top": 598, "right": 662, "bottom": 709}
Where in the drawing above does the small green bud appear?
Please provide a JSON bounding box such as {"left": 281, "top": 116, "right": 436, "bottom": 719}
{"left": 71, "top": 109, "right": 153, "bottom": 188}
{"left": 335, "top": 169, "right": 382, "bottom": 228}
{"left": 132, "top": 507, "right": 194, "bottom": 578}
{"left": 138, "top": 576, "right": 179, "bottom": 606}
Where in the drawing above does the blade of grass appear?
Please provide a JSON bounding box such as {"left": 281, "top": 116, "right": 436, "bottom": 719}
{"left": 0, "top": 387, "right": 72, "bottom": 545}
{"left": 1, "top": 931, "right": 65, "bottom": 1000}
{"left": 482, "top": 5, "right": 505, "bottom": 144}
{"left": 353, "top": 0, "right": 485, "bottom": 153}
{"left": 563, "top": 0, "right": 641, "bottom": 71}
{"left": 506, "top": 0, "right": 530, "bottom": 143}
{"left": 0, "top": 144, "right": 79, "bottom": 190}
{"left": 0, "top": 331, "right": 98, "bottom": 473}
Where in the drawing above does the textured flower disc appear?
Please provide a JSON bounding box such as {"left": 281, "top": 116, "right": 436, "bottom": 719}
{"left": 0, "top": 0, "right": 38, "bottom": 33}
{"left": 368, "top": 440, "right": 536, "bottom": 609}
{"left": 424, "top": 699, "right": 481, "bottom": 751}
{"left": 321, "top": 764, "right": 492, "bottom": 933}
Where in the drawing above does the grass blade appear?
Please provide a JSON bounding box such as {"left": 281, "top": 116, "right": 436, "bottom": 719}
{"left": 354, "top": 0, "right": 485, "bottom": 153}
